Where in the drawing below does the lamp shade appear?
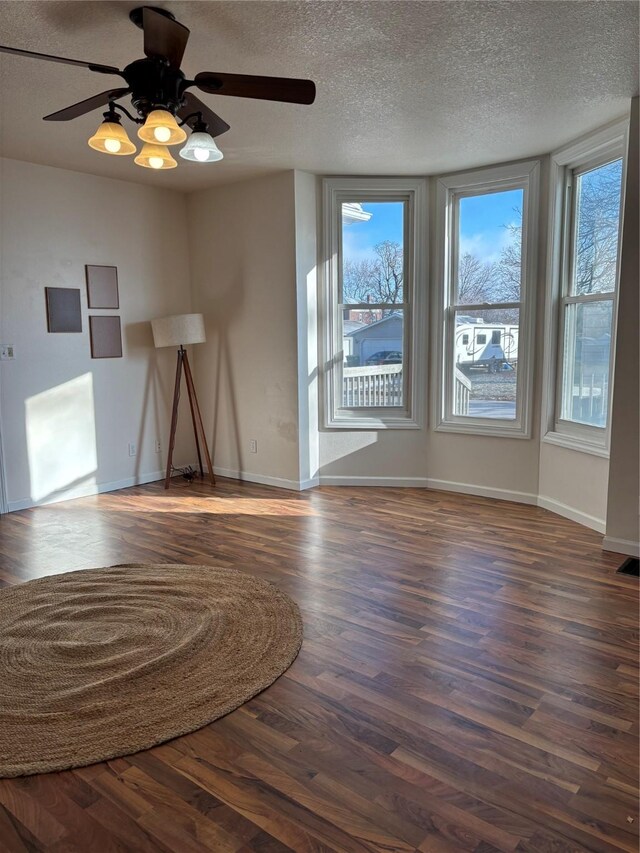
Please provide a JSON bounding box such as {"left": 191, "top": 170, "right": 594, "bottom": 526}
{"left": 179, "top": 132, "right": 224, "bottom": 163}
{"left": 151, "top": 314, "right": 206, "bottom": 348}
{"left": 138, "top": 110, "right": 187, "bottom": 145}
{"left": 134, "top": 143, "right": 177, "bottom": 170}
{"left": 88, "top": 120, "right": 136, "bottom": 155}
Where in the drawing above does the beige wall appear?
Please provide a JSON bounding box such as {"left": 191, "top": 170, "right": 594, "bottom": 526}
{"left": 187, "top": 171, "right": 301, "bottom": 486}
{"left": 0, "top": 158, "right": 195, "bottom": 509}
{"left": 605, "top": 97, "right": 639, "bottom": 554}
{"left": 538, "top": 444, "right": 609, "bottom": 530}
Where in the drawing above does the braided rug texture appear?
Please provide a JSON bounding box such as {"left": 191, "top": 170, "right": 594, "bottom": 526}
{"left": 0, "top": 563, "right": 302, "bottom": 777}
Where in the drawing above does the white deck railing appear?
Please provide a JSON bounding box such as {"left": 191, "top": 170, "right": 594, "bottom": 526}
{"left": 572, "top": 370, "right": 608, "bottom": 424}
{"left": 342, "top": 364, "right": 470, "bottom": 414}
{"left": 343, "top": 364, "right": 403, "bottom": 407}
{"left": 454, "top": 368, "right": 471, "bottom": 416}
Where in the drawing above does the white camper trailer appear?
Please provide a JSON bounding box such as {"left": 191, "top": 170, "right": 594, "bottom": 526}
{"left": 454, "top": 321, "right": 518, "bottom": 372}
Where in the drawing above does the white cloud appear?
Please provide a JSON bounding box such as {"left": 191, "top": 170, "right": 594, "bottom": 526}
{"left": 459, "top": 222, "right": 519, "bottom": 264}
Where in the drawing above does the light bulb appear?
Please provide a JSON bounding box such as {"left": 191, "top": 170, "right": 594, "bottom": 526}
{"left": 148, "top": 156, "right": 165, "bottom": 170}
{"left": 104, "top": 138, "right": 122, "bottom": 153}
{"left": 193, "top": 147, "right": 210, "bottom": 162}
{"left": 153, "top": 126, "right": 171, "bottom": 143}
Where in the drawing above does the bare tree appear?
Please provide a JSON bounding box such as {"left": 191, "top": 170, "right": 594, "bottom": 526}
{"left": 495, "top": 220, "right": 522, "bottom": 303}
{"left": 574, "top": 160, "right": 623, "bottom": 294}
{"left": 343, "top": 240, "right": 403, "bottom": 305}
{"left": 457, "top": 253, "right": 495, "bottom": 304}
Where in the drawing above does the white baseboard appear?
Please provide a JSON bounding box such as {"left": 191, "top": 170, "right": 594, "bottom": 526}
{"left": 602, "top": 536, "right": 640, "bottom": 558}
{"left": 537, "top": 495, "right": 606, "bottom": 534}
{"left": 318, "top": 475, "right": 430, "bottom": 487}
{"left": 213, "top": 465, "right": 306, "bottom": 492}
{"left": 299, "top": 477, "right": 320, "bottom": 490}
{"left": 6, "top": 463, "right": 201, "bottom": 512}
{"left": 425, "top": 477, "right": 538, "bottom": 505}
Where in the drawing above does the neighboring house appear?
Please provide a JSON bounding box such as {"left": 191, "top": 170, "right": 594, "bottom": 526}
{"left": 343, "top": 319, "right": 366, "bottom": 361}
{"left": 346, "top": 312, "right": 403, "bottom": 365}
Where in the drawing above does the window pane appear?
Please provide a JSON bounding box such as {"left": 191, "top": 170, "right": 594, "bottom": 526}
{"left": 452, "top": 309, "right": 519, "bottom": 419}
{"left": 572, "top": 159, "right": 623, "bottom": 296}
{"left": 456, "top": 189, "right": 523, "bottom": 305}
{"left": 561, "top": 300, "right": 612, "bottom": 427}
{"left": 343, "top": 309, "right": 404, "bottom": 407}
{"left": 341, "top": 202, "right": 405, "bottom": 305}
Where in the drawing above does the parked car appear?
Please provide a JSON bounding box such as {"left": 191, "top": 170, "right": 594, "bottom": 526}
{"left": 365, "top": 350, "right": 403, "bottom": 366}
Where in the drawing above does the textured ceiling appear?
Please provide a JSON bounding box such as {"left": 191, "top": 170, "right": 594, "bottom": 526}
{"left": 0, "top": 1, "right": 637, "bottom": 192}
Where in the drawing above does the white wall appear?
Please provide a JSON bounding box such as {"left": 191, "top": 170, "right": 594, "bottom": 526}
{"left": 294, "top": 170, "right": 320, "bottom": 487}
{"left": 604, "top": 97, "right": 639, "bottom": 556}
{"left": 0, "top": 158, "right": 195, "bottom": 509}
{"left": 187, "top": 171, "right": 301, "bottom": 487}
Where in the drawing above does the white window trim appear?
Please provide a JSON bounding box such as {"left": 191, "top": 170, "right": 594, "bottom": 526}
{"left": 433, "top": 160, "right": 540, "bottom": 438}
{"left": 541, "top": 117, "right": 629, "bottom": 458}
{"left": 320, "top": 177, "right": 428, "bottom": 429}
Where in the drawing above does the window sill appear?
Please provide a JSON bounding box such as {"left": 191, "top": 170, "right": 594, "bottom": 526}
{"left": 325, "top": 412, "right": 422, "bottom": 430}
{"left": 434, "top": 419, "right": 530, "bottom": 439}
{"left": 542, "top": 431, "right": 609, "bottom": 459}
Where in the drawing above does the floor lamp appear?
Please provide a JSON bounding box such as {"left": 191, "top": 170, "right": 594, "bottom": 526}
{"left": 151, "top": 313, "right": 215, "bottom": 489}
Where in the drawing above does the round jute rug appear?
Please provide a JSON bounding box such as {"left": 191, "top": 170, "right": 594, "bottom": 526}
{"left": 0, "top": 563, "right": 302, "bottom": 778}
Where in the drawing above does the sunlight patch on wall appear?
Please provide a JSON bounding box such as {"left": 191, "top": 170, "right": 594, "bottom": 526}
{"left": 25, "top": 373, "right": 98, "bottom": 502}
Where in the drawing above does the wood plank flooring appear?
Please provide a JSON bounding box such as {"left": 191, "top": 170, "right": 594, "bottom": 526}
{"left": 0, "top": 478, "right": 637, "bottom": 852}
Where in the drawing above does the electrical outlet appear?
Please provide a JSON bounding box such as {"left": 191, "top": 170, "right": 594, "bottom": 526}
{"left": 128, "top": 442, "right": 137, "bottom": 457}
{"left": 1, "top": 345, "right": 15, "bottom": 360}
{"left": 249, "top": 439, "right": 258, "bottom": 454}
{"left": 154, "top": 440, "right": 161, "bottom": 454}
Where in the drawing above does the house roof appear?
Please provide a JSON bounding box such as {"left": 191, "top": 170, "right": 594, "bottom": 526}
{"left": 346, "top": 312, "right": 402, "bottom": 337}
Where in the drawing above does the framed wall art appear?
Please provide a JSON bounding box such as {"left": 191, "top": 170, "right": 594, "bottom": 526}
{"left": 45, "top": 287, "right": 82, "bottom": 333}
{"left": 89, "top": 315, "right": 122, "bottom": 359}
{"left": 85, "top": 265, "right": 119, "bottom": 309}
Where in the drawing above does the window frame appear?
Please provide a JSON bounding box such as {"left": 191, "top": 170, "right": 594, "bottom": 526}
{"left": 542, "top": 119, "right": 628, "bottom": 457}
{"left": 434, "top": 160, "right": 540, "bottom": 438}
{"left": 320, "top": 177, "right": 427, "bottom": 429}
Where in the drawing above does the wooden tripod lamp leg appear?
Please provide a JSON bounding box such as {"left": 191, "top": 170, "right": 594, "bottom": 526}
{"left": 182, "top": 351, "right": 216, "bottom": 485}
{"left": 164, "top": 348, "right": 183, "bottom": 489}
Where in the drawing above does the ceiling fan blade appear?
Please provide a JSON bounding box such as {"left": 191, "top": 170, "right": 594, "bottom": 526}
{"left": 143, "top": 7, "right": 189, "bottom": 69}
{"left": 43, "top": 88, "right": 131, "bottom": 121}
{"left": 177, "top": 93, "right": 230, "bottom": 138}
{"left": 0, "top": 44, "right": 120, "bottom": 75}
{"left": 193, "top": 71, "right": 316, "bottom": 105}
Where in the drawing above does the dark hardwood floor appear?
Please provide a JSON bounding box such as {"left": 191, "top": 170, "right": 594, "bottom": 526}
{"left": 0, "top": 478, "right": 637, "bottom": 853}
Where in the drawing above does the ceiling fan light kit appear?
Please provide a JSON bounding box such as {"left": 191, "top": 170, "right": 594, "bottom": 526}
{"left": 1, "top": 4, "right": 316, "bottom": 174}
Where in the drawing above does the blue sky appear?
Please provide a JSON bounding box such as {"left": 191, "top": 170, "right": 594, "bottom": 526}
{"left": 343, "top": 190, "right": 522, "bottom": 265}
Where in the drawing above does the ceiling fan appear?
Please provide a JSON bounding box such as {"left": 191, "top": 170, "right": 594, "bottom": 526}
{"left": 0, "top": 5, "right": 316, "bottom": 169}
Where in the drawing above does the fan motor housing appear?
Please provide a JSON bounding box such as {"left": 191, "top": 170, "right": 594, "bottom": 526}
{"left": 123, "top": 58, "right": 186, "bottom": 117}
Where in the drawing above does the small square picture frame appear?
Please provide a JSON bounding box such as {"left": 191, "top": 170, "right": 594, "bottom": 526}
{"left": 45, "top": 287, "right": 82, "bottom": 333}
{"left": 85, "top": 265, "right": 119, "bottom": 309}
{"left": 89, "top": 315, "right": 123, "bottom": 359}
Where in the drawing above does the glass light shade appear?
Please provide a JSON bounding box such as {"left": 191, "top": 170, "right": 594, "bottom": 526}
{"left": 134, "top": 143, "right": 177, "bottom": 170}
{"left": 179, "top": 131, "right": 224, "bottom": 162}
{"left": 138, "top": 109, "right": 187, "bottom": 145}
{"left": 88, "top": 121, "right": 136, "bottom": 155}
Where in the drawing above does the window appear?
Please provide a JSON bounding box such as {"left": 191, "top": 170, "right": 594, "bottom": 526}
{"left": 321, "top": 178, "right": 427, "bottom": 428}
{"left": 435, "top": 161, "right": 539, "bottom": 436}
{"left": 543, "top": 121, "right": 627, "bottom": 455}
